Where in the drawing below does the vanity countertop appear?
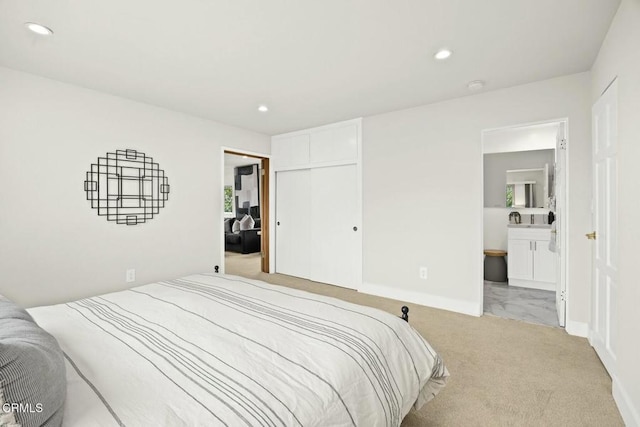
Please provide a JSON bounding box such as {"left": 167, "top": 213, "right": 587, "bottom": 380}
{"left": 507, "top": 224, "right": 552, "bottom": 229}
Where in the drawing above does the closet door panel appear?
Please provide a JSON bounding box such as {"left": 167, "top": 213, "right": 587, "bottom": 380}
{"left": 309, "top": 124, "right": 358, "bottom": 164}
{"left": 310, "top": 164, "right": 359, "bottom": 289}
{"left": 275, "top": 170, "right": 311, "bottom": 279}
{"left": 272, "top": 135, "right": 310, "bottom": 169}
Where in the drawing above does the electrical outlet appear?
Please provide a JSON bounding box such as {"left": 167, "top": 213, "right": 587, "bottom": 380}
{"left": 419, "top": 266, "right": 428, "bottom": 280}
{"left": 126, "top": 269, "right": 136, "bottom": 283}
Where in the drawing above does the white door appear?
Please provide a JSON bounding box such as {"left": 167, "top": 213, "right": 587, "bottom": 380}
{"left": 590, "top": 80, "right": 618, "bottom": 376}
{"left": 507, "top": 239, "right": 533, "bottom": 280}
{"left": 310, "top": 165, "right": 360, "bottom": 289}
{"left": 555, "top": 123, "right": 567, "bottom": 326}
{"left": 275, "top": 170, "right": 311, "bottom": 279}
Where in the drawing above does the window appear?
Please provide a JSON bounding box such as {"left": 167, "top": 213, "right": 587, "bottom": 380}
{"left": 224, "top": 186, "right": 233, "bottom": 214}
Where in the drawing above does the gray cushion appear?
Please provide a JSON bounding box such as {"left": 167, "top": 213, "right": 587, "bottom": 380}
{"left": 0, "top": 296, "right": 66, "bottom": 427}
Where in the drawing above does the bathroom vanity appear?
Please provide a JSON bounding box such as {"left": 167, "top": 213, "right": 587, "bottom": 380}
{"left": 507, "top": 225, "right": 556, "bottom": 291}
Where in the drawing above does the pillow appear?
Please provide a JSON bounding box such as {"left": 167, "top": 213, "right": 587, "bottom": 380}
{"left": 0, "top": 296, "right": 66, "bottom": 427}
{"left": 239, "top": 214, "right": 255, "bottom": 231}
{"left": 232, "top": 218, "right": 241, "bottom": 234}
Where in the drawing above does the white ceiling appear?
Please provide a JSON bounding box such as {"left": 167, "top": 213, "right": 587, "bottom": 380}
{"left": 0, "top": 0, "right": 620, "bottom": 135}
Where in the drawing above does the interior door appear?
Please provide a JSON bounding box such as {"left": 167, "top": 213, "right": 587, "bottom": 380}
{"left": 555, "top": 123, "right": 567, "bottom": 326}
{"left": 590, "top": 79, "right": 618, "bottom": 375}
{"left": 275, "top": 170, "right": 311, "bottom": 279}
{"left": 310, "top": 164, "right": 359, "bottom": 289}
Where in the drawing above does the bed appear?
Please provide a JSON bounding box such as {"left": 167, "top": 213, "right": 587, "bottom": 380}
{"left": 22, "top": 273, "right": 448, "bottom": 426}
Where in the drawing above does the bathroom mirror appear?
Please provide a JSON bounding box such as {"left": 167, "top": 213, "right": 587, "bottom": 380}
{"left": 505, "top": 167, "right": 549, "bottom": 208}
{"left": 506, "top": 183, "right": 535, "bottom": 207}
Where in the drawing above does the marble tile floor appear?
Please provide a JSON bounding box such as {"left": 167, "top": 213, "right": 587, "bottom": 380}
{"left": 484, "top": 281, "right": 560, "bottom": 328}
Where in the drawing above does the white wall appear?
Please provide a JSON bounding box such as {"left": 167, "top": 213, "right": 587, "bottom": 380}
{"left": 0, "top": 67, "right": 270, "bottom": 307}
{"left": 362, "top": 72, "right": 592, "bottom": 326}
{"left": 590, "top": 0, "right": 640, "bottom": 424}
{"left": 483, "top": 209, "right": 510, "bottom": 251}
{"left": 483, "top": 122, "right": 558, "bottom": 154}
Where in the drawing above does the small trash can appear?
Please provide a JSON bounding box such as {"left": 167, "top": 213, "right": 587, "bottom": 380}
{"left": 484, "top": 249, "right": 507, "bottom": 282}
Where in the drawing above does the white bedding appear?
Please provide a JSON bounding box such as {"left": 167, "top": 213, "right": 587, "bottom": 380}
{"left": 28, "top": 273, "right": 448, "bottom": 426}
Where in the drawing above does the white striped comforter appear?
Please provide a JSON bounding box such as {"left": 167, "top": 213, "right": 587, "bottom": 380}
{"left": 28, "top": 273, "right": 448, "bottom": 426}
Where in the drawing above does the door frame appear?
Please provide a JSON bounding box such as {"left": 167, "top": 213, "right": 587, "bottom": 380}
{"left": 479, "top": 118, "right": 569, "bottom": 325}
{"left": 220, "top": 147, "right": 274, "bottom": 274}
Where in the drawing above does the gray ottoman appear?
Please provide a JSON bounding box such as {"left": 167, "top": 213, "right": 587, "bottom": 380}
{"left": 484, "top": 249, "right": 507, "bottom": 282}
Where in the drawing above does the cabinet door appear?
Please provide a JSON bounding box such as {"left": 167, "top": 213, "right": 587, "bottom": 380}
{"left": 533, "top": 239, "right": 557, "bottom": 283}
{"left": 508, "top": 239, "right": 533, "bottom": 280}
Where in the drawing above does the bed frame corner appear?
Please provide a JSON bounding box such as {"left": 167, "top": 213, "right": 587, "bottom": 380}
{"left": 401, "top": 306, "right": 409, "bottom": 322}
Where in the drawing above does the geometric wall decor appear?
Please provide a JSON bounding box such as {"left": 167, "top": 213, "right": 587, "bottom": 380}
{"left": 84, "top": 149, "right": 169, "bottom": 225}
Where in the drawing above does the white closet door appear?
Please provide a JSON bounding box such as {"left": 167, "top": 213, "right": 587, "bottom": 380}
{"left": 310, "top": 164, "right": 359, "bottom": 289}
{"left": 275, "top": 170, "right": 311, "bottom": 279}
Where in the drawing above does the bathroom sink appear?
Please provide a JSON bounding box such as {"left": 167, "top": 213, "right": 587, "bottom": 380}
{"left": 507, "top": 224, "right": 552, "bottom": 229}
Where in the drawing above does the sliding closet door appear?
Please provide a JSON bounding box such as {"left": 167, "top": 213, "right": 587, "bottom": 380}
{"left": 310, "top": 165, "right": 359, "bottom": 289}
{"left": 275, "top": 169, "right": 311, "bottom": 279}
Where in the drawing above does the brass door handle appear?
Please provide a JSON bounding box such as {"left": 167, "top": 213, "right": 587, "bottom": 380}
{"left": 586, "top": 231, "right": 596, "bottom": 240}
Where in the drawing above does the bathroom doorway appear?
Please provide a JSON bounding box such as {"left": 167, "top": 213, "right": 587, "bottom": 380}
{"left": 480, "top": 119, "right": 567, "bottom": 328}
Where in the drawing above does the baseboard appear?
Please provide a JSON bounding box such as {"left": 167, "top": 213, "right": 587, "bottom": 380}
{"left": 359, "top": 282, "right": 482, "bottom": 317}
{"left": 613, "top": 376, "right": 640, "bottom": 427}
{"left": 565, "top": 320, "right": 588, "bottom": 337}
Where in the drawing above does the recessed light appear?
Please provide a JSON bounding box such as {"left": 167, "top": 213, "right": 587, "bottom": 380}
{"left": 467, "top": 80, "right": 485, "bottom": 91}
{"left": 434, "top": 49, "right": 452, "bottom": 60}
{"left": 242, "top": 155, "right": 248, "bottom": 159}
{"left": 25, "top": 22, "right": 53, "bottom": 36}
{"left": 257, "top": 105, "right": 269, "bottom": 113}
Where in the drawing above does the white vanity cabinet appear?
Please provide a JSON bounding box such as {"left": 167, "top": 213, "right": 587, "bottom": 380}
{"left": 507, "top": 227, "right": 556, "bottom": 291}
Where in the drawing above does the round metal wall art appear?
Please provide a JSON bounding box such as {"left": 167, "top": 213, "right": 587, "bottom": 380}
{"left": 84, "top": 149, "right": 170, "bottom": 225}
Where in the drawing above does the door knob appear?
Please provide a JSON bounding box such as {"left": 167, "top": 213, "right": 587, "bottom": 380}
{"left": 353, "top": 226, "right": 358, "bottom": 231}
{"left": 586, "top": 231, "right": 596, "bottom": 240}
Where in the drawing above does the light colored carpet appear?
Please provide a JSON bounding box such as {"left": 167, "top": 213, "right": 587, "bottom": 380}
{"left": 224, "top": 252, "right": 624, "bottom": 426}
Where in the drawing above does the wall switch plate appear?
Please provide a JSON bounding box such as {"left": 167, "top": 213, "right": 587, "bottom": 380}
{"left": 126, "top": 269, "right": 136, "bottom": 283}
{"left": 419, "top": 267, "right": 428, "bottom": 280}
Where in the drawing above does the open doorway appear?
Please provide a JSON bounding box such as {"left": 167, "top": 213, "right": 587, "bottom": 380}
{"left": 481, "top": 119, "right": 567, "bottom": 328}
{"left": 222, "top": 149, "right": 270, "bottom": 278}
